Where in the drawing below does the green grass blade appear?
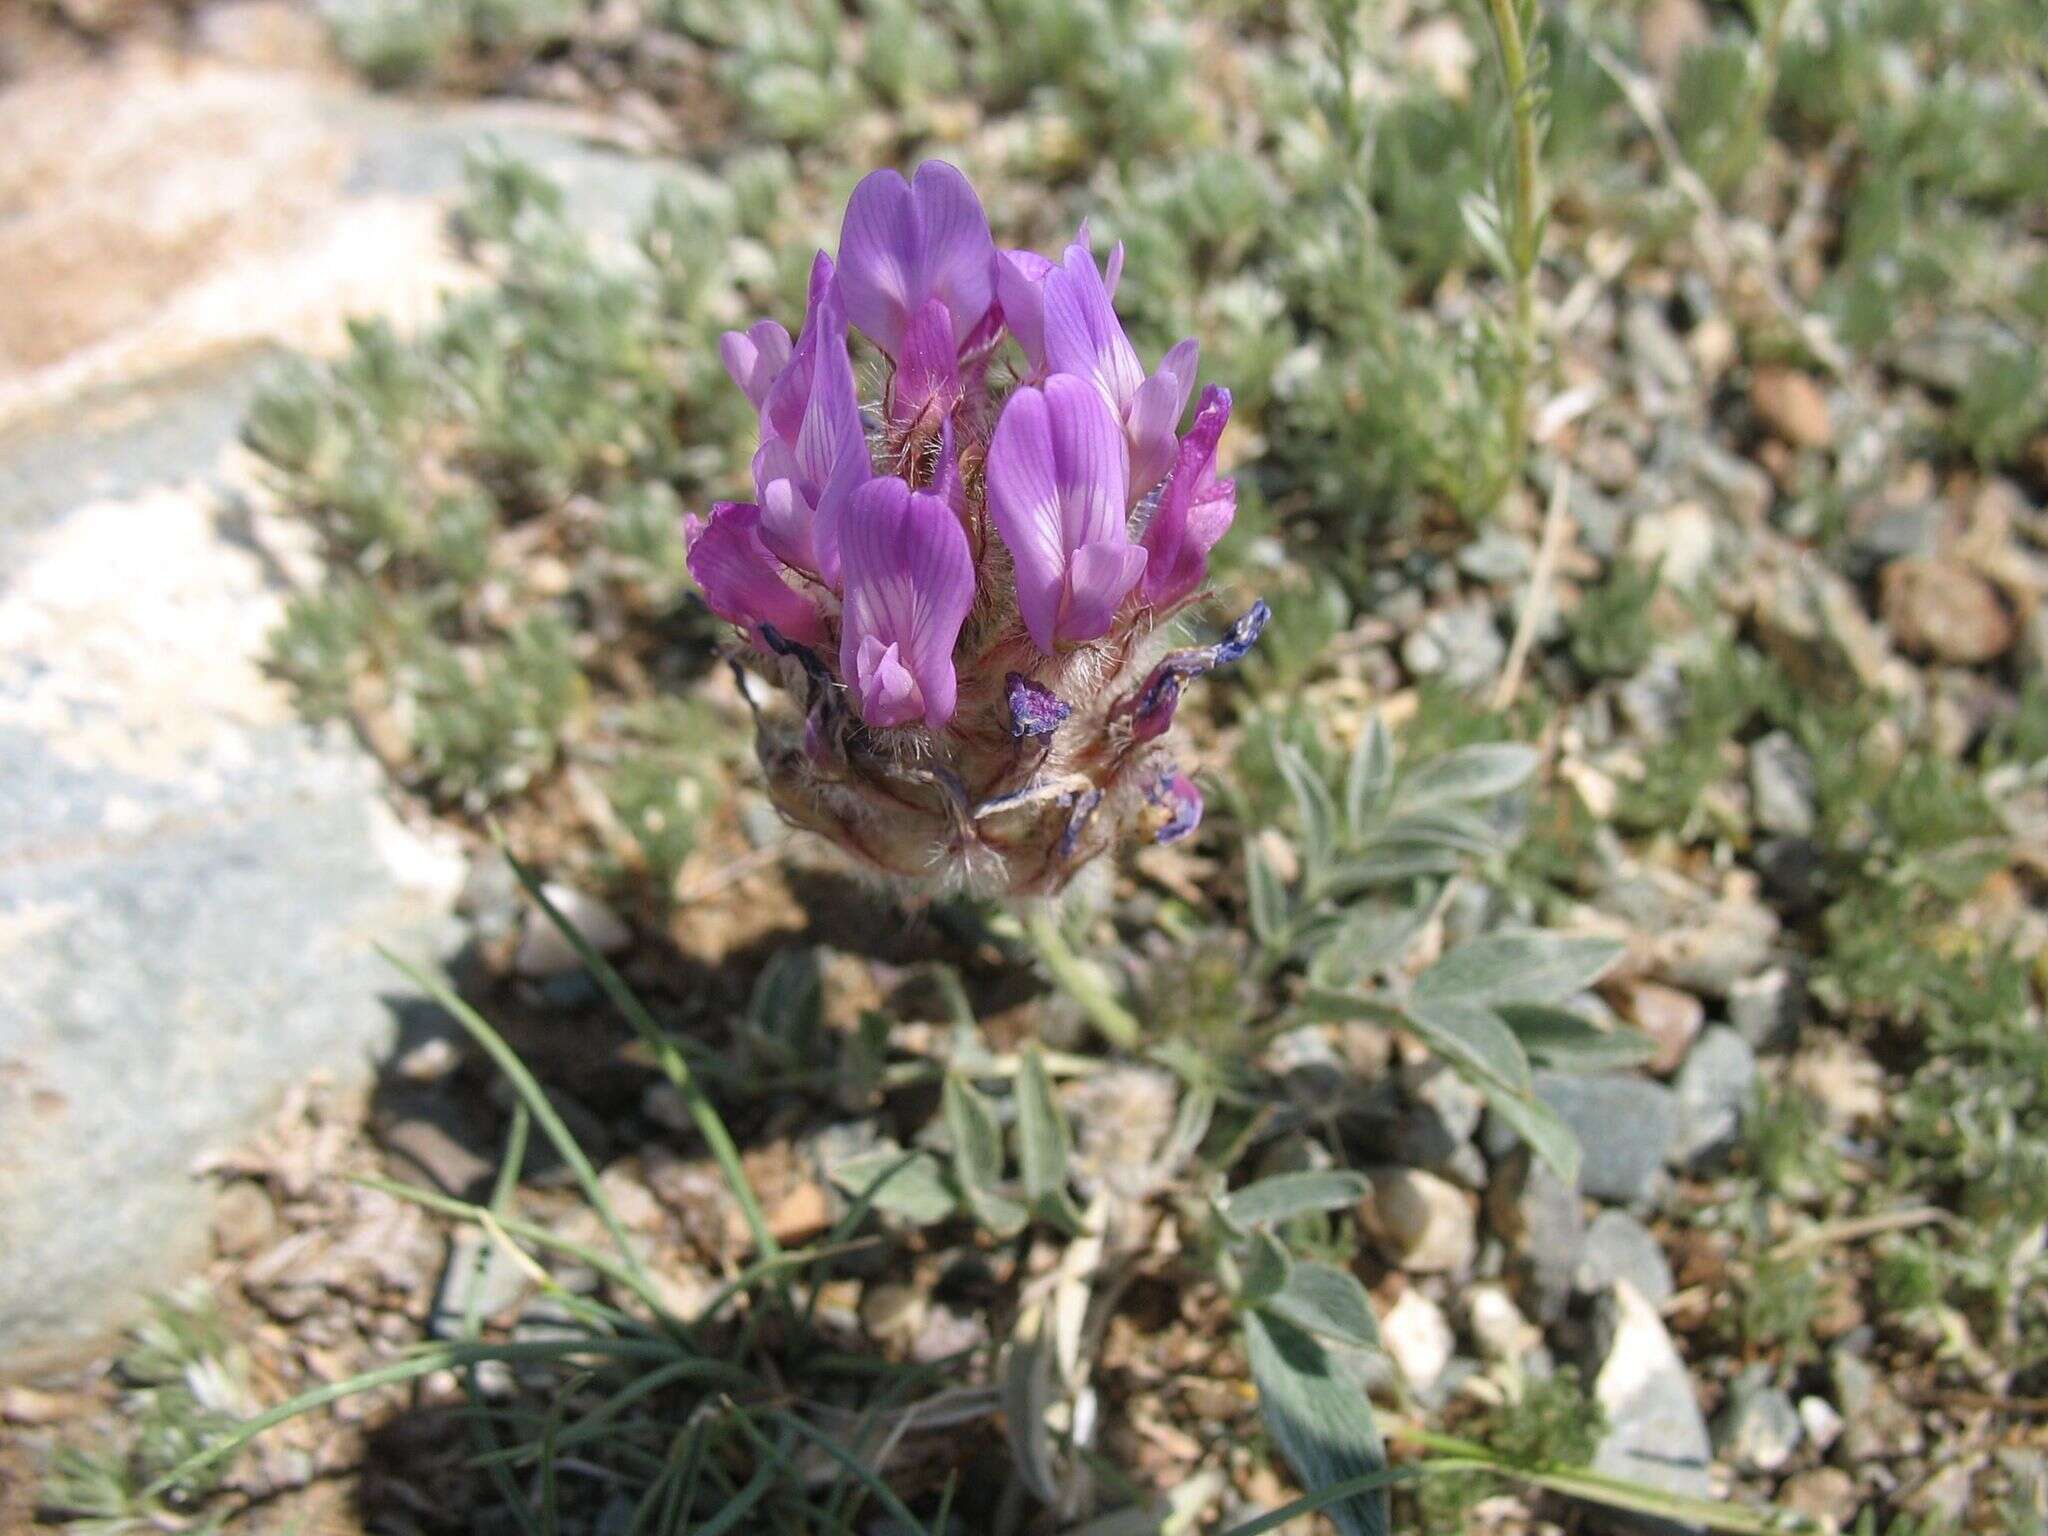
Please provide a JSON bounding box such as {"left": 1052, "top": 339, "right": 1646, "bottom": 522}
{"left": 496, "top": 840, "right": 779, "bottom": 1263}
{"left": 380, "top": 946, "right": 654, "bottom": 1296}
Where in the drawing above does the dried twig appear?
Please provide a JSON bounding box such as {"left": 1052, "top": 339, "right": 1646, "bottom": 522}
{"left": 1767, "top": 1204, "right": 1959, "bottom": 1260}
{"left": 1491, "top": 465, "right": 1574, "bottom": 711}
{"left": 1583, "top": 37, "right": 1852, "bottom": 378}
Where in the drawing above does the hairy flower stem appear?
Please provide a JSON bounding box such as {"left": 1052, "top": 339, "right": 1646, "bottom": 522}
{"left": 1485, "top": 0, "right": 1541, "bottom": 508}
{"left": 1021, "top": 904, "right": 1141, "bottom": 1050}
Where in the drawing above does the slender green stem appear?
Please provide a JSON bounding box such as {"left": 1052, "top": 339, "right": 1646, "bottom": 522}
{"left": 1485, "top": 0, "right": 1542, "bottom": 504}
{"left": 1019, "top": 904, "right": 1141, "bottom": 1050}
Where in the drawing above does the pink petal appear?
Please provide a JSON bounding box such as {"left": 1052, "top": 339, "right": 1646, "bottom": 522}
{"left": 836, "top": 476, "right": 974, "bottom": 729}
{"left": 837, "top": 161, "right": 995, "bottom": 361}
{"left": 1061, "top": 539, "right": 1149, "bottom": 642}
{"left": 762, "top": 252, "right": 838, "bottom": 445}
{"left": 1140, "top": 385, "right": 1235, "bottom": 610}
{"left": 987, "top": 374, "right": 1139, "bottom": 653}
{"left": 684, "top": 501, "right": 825, "bottom": 649}
{"left": 996, "top": 248, "right": 1054, "bottom": 379}
{"left": 753, "top": 443, "right": 817, "bottom": 575}
{"left": 891, "top": 295, "right": 964, "bottom": 427}
{"left": 1125, "top": 338, "right": 1201, "bottom": 498}
{"left": 1042, "top": 239, "right": 1145, "bottom": 408}
{"left": 749, "top": 276, "right": 869, "bottom": 590}
{"left": 720, "top": 320, "right": 791, "bottom": 414}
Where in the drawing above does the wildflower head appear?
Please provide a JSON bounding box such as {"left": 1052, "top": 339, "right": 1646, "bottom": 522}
{"left": 688, "top": 160, "right": 1262, "bottom": 897}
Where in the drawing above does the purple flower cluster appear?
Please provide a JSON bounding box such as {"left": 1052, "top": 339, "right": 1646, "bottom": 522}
{"left": 687, "top": 161, "right": 1263, "bottom": 896}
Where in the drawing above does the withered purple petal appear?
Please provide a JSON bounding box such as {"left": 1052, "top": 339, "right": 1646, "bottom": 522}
{"left": 1118, "top": 599, "right": 1271, "bottom": 741}
{"left": 1148, "top": 769, "right": 1203, "bottom": 844}
{"left": 1005, "top": 673, "right": 1071, "bottom": 739}
{"left": 1059, "top": 788, "right": 1104, "bottom": 858}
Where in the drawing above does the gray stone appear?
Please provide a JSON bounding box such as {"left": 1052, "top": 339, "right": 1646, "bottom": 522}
{"left": 1624, "top": 301, "right": 1695, "bottom": 394}
{"left": 0, "top": 389, "right": 462, "bottom": 1367}
{"left": 1617, "top": 658, "right": 1687, "bottom": 745}
{"left": 1748, "top": 730, "right": 1817, "bottom": 837}
{"left": 431, "top": 1228, "right": 532, "bottom": 1339}
{"left": 1485, "top": 1147, "right": 1586, "bottom": 1323}
{"left": 1402, "top": 601, "right": 1505, "bottom": 690}
{"left": 1589, "top": 1282, "right": 1714, "bottom": 1534}
{"left": 1833, "top": 1349, "right": 1925, "bottom": 1462}
{"left": 1671, "top": 1028, "right": 1757, "bottom": 1167}
{"left": 1457, "top": 528, "right": 1535, "bottom": 584}
{"left": 1576, "top": 1210, "right": 1675, "bottom": 1307}
{"left": 1529, "top": 1072, "right": 1678, "bottom": 1205}
{"left": 1653, "top": 893, "right": 1782, "bottom": 999}
{"left": 1690, "top": 439, "right": 1774, "bottom": 525}
{"left": 1352, "top": 1066, "right": 1487, "bottom": 1186}
{"left": 1714, "top": 1368, "right": 1802, "bottom": 1473}
{"left": 1728, "top": 966, "right": 1804, "bottom": 1053}
{"left": 1852, "top": 504, "right": 1943, "bottom": 567}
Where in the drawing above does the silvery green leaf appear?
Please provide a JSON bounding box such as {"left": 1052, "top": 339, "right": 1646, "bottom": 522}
{"left": 1485, "top": 1086, "right": 1582, "bottom": 1187}
{"left": 1002, "top": 1300, "right": 1063, "bottom": 1504}
{"left": 1401, "top": 999, "right": 1534, "bottom": 1097}
{"left": 962, "top": 1182, "right": 1031, "bottom": 1238}
{"left": 943, "top": 1071, "right": 1006, "bottom": 1193}
{"left": 1377, "top": 804, "right": 1505, "bottom": 857}
{"left": 1164, "top": 1085, "right": 1216, "bottom": 1172}
{"left": 1265, "top": 1261, "right": 1383, "bottom": 1352}
{"left": 1412, "top": 930, "right": 1626, "bottom": 1008}
{"left": 1393, "top": 743, "right": 1538, "bottom": 812}
{"left": 826, "top": 1147, "right": 958, "bottom": 1224}
{"left": 748, "top": 945, "right": 822, "bottom": 1042}
{"left": 1275, "top": 742, "right": 1340, "bottom": 878}
{"left": 1305, "top": 905, "right": 1427, "bottom": 989}
{"left": 1246, "top": 840, "right": 1290, "bottom": 945}
{"left": 1460, "top": 190, "right": 1512, "bottom": 279}
{"left": 1015, "top": 1047, "right": 1070, "bottom": 1205}
{"left": 1499, "top": 1003, "right": 1656, "bottom": 1072}
{"left": 1343, "top": 715, "right": 1395, "bottom": 835}
{"left": 1321, "top": 844, "right": 1464, "bottom": 897}
{"left": 1297, "top": 988, "right": 1409, "bottom": 1030}
{"left": 1243, "top": 1308, "right": 1390, "bottom": 1536}
{"left": 1223, "top": 1169, "right": 1369, "bottom": 1229}
{"left": 1237, "top": 1228, "right": 1293, "bottom": 1305}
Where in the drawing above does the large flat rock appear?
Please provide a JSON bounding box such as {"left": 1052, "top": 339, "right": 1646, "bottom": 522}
{"left": 0, "top": 6, "right": 698, "bottom": 1371}
{"left": 0, "top": 366, "right": 467, "bottom": 1371}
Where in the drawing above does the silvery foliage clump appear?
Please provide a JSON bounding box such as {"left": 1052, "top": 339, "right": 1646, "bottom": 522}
{"left": 817, "top": 709, "right": 1636, "bottom": 1534}
{"left": 1257, "top": 719, "right": 1633, "bottom": 1188}
{"left": 686, "top": 160, "right": 1259, "bottom": 897}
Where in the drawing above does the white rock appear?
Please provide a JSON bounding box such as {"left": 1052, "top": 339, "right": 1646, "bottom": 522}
{"left": 1464, "top": 1282, "right": 1540, "bottom": 1364}
{"left": 1363, "top": 1167, "right": 1478, "bottom": 1275}
{"left": 1592, "top": 1282, "right": 1713, "bottom": 1528}
{"left": 1629, "top": 502, "right": 1718, "bottom": 590}
{"left": 515, "top": 883, "right": 631, "bottom": 976}
{"left": 1381, "top": 1289, "right": 1456, "bottom": 1394}
{"left": 1797, "top": 1395, "right": 1843, "bottom": 1453}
